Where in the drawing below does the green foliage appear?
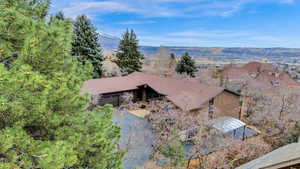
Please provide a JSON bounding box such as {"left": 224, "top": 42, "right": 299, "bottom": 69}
{"left": 0, "top": 0, "right": 50, "bottom": 68}
{"left": 49, "top": 11, "right": 66, "bottom": 24}
{"left": 176, "top": 52, "right": 197, "bottom": 77}
{"left": 161, "top": 138, "right": 186, "bottom": 168}
{"left": 51, "top": 11, "right": 65, "bottom": 21}
{"left": 72, "top": 15, "right": 104, "bottom": 78}
{"left": 0, "top": 1, "right": 123, "bottom": 168}
{"left": 115, "top": 29, "right": 144, "bottom": 74}
{"left": 283, "top": 121, "right": 300, "bottom": 145}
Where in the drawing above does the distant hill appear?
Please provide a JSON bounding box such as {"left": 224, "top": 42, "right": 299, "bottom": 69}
{"left": 99, "top": 34, "right": 300, "bottom": 63}
{"left": 140, "top": 46, "right": 300, "bottom": 63}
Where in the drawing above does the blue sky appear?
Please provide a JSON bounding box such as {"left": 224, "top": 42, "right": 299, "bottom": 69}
{"left": 51, "top": 0, "right": 300, "bottom": 48}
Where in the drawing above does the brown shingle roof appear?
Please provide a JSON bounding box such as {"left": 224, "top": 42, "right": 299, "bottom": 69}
{"left": 81, "top": 72, "right": 225, "bottom": 111}
{"left": 81, "top": 76, "right": 140, "bottom": 94}
{"left": 222, "top": 62, "right": 300, "bottom": 87}
{"left": 243, "top": 61, "right": 274, "bottom": 73}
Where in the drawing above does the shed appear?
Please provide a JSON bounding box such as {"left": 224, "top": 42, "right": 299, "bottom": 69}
{"left": 213, "top": 117, "right": 246, "bottom": 140}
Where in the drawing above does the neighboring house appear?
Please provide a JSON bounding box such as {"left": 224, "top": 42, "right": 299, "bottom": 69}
{"left": 222, "top": 62, "right": 300, "bottom": 91}
{"left": 81, "top": 72, "right": 242, "bottom": 120}
{"left": 236, "top": 142, "right": 300, "bottom": 169}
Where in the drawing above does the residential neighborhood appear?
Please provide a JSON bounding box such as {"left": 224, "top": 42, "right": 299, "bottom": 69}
{"left": 81, "top": 60, "right": 300, "bottom": 169}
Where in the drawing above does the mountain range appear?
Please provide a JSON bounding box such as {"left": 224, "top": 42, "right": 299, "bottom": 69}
{"left": 99, "top": 34, "right": 300, "bottom": 63}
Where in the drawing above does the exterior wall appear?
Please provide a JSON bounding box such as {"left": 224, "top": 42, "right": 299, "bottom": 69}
{"left": 213, "top": 91, "right": 241, "bottom": 119}
{"left": 92, "top": 90, "right": 138, "bottom": 107}
{"left": 92, "top": 87, "right": 162, "bottom": 107}
{"left": 97, "top": 92, "right": 125, "bottom": 106}
{"left": 190, "top": 103, "right": 210, "bottom": 121}
{"left": 190, "top": 91, "right": 241, "bottom": 120}
{"left": 140, "top": 86, "right": 163, "bottom": 100}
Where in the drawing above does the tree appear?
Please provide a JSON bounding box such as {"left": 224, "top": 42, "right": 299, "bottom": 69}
{"left": 54, "top": 11, "right": 65, "bottom": 20}
{"left": 72, "top": 15, "right": 104, "bottom": 78}
{"left": 169, "top": 53, "right": 177, "bottom": 69}
{"left": 115, "top": 29, "right": 144, "bottom": 74}
{"left": 49, "top": 11, "right": 66, "bottom": 23}
{"left": 160, "top": 138, "right": 186, "bottom": 168}
{"left": 0, "top": 0, "right": 50, "bottom": 68}
{"left": 0, "top": 1, "right": 123, "bottom": 168}
{"left": 176, "top": 52, "right": 197, "bottom": 77}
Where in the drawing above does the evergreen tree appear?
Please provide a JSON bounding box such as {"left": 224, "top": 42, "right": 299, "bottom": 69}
{"left": 54, "top": 11, "right": 65, "bottom": 20}
{"left": 161, "top": 138, "right": 186, "bottom": 168}
{"left": 0, "top": 1, "right": 123, "bottom": 168}
{"left": 49, "top": 11, "right": 66, "bottom": 23}
{"left": 115, "top": 29, "right": 144, "bottom": 74}
{"left": 72, "top": 15, "right": 104, "bottom": 78}
{"left": 0, "top": 0, "right": 50, "bottom": 68}
{"left": 176, "top": 52, "right": 197, "bottom": 77}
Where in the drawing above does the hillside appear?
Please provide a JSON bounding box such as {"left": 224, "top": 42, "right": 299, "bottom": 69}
{"left": 99, "top": 34, "right": 300, "bottom": 63}
{"left": 140, "top": 46, "right": 300, "bottom": 63}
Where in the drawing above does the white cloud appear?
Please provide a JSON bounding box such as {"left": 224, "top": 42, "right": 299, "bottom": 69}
{"left": 55, "top": 0, "right": 296, "bottom": 19}
{"left": 138, "top": 29, "right": 300, "bottom": 48}
{"left": 50, "top": 0, "right": 299, "bottom": 48}
{"left": 61, "top": 1, "right": 140, "bottom": 18}
{"left": 118, "top": 20, "right": 156, "bottom": 25}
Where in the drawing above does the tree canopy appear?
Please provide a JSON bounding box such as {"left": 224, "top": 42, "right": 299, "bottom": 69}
{"left": 115, "top": 29, "right": 144, "bottom": 74}
{"left": 0, "top": 0, "right": 123, "bottom": 168}
{"left": 176, "top": 52, "right": 197, "bottom": 77}
{"left": 49, "top": 11, "right": 66, "bottom": 22}
{"left": 72, "top": 15, "right": 104, "bottom": 78}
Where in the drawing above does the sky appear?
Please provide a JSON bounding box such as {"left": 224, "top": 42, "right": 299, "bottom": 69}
{"left": 51, "top": 0, "right": 300, "bottom": 48}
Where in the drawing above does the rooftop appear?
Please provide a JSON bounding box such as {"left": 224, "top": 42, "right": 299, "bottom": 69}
{"left": 236, "top": 142, "right": 300, "bottom": 169}
{"left": 81, "top": 72, "right": 226, "bottom": 111}
{"left": 222, "top": 62, "right": 300, "bottom": 87}
{"left": 213, "top": 116, "right": 246, "bottom": 133}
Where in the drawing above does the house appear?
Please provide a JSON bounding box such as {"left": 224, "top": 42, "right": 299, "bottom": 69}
{"left": 81, "top": 72, "right": 242, "bottom": 119}
{"left": 236, "top": 142, "right": 300, "bottom": 169}
{"left": 222, "top": 62, "right": 300, "bottom": 89}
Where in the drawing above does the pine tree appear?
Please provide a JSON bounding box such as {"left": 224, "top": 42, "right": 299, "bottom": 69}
{"left": 0, "top": 0, "right": 50, "bottom": 68}
{"left": 176, "top": 52, "right": 197, "bottom": 77}
{"left": 49, "top": 11, "right": 66, "bottom": 23}
{"left": 72, "top": 15, "right": 104, "bottom": 78}
{"left": 0, "top": 1, "right": 123, "bottom": 168}
{"left": 115, "top": 29, "right": 144, "bottom": 74}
